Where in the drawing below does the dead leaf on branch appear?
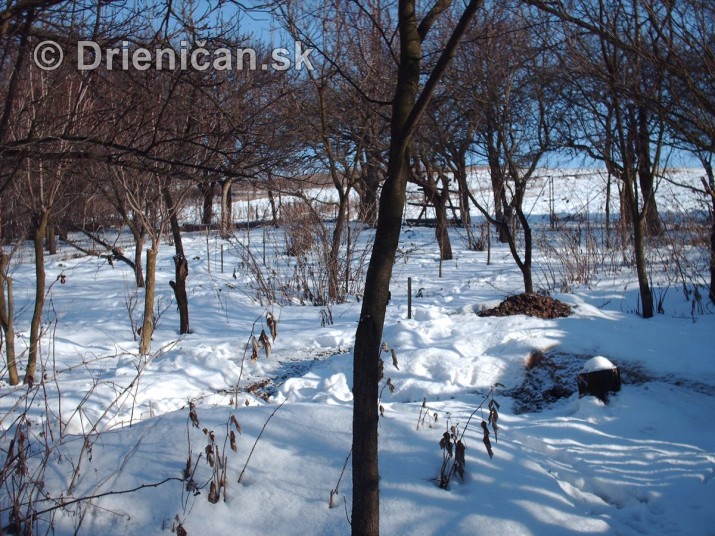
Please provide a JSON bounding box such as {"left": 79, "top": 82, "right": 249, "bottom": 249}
{"left": 230, "top": 414, "right": 241, "bottom": 434}
{"left": 208, "top": 481, "right": 219, "bottom": 504}
{"left": 455, "top": 440, "right": 466, "bottom": 479}
{"left": 251, "top": 336, "right": 260, "bottom": 362}
{"left": 206, "top": 445, "right": 215, "bottom": 467}
{"left": 440, "top": 432, "right": 453, "bottom": 458}
{"left": 259, "top": 329, "right": 272, "bottom": 358}
{"left": 175, "top": 520, "right": 188, "bottom": 536}
{"left": 189, "top": 402, "right": 200, "bottom": 428}
{"left": 266, "top": 312, "right": 278, "bottom": 340}
{"left": 488, "top": 400, "right": 499, "bottom": 442}
{"left": 481, "top": 420, "right": 494, "bottom": 459}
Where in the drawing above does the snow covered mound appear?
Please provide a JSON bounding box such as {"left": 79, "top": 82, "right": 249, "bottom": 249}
{"left": 478, "top": 292, "right": 572, "bottom": 319}
{"left": 581, "top": 355, "right": 617, "bottom": 373}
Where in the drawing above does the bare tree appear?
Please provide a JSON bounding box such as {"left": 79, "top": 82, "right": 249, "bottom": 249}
{"left": 347, "top": 0, "right": 483, "bottom": 532}
{"left": 409, "top": 137, "right": 454, "bottom": 260}
{"left": 16, "top": 51, "right": 94, "bottom": 384}
{"left": 434, "top": 6, "right": 562, "bottom": 293}
{"left": 553, "top": 0, "right": 675, "bottom": 317}
{"left": 422, "top": 88, "right": 479, "bottom": 249}
{"left": 524, "top": 0, "right": 714, "bottom": 307}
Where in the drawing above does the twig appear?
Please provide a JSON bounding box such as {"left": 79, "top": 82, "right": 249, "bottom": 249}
{"left": 234, "top": 313, "right": 265, "bottom": 408}
{"left": 329, "top": 447, "right": 352, "bottom": 508}
{"left": 14, "top": 478, "right": 183, "bottom": 522}
{"left": 458, "top": 384, "right": 503, "bottom": 443}
{"left": 441, "top": 384, "right": 504, "bottom": 489}
{"left": 237, "top": 400, "right": 286, "bottom": 484}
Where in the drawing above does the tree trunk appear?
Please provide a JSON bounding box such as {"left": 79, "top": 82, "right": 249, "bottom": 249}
{"left": 617, "top": 192, "right": 627, "bottom": 266}
{"left": 710, "top": 197, "right": 715, "bottom": 305}
{"left": 26, "top": 208, "right": 50, "bottom": 385}
{"left": 639, "top": 171, "right": 661, "bottom": 237}
{"left": 358, "top": 155, "right": 381, "bottom": 227}
{"left": 351, "top": 1, "right": 482, "bottom": 533}
{"left": 486, "top": 129, "right": 509, "bottom": 243}
{"left": 139, "top": 246, "right": 158, "bottom": 355}
{"left": 171, "top": 255, "right": 189, "bottom": 334}
{"left": 220, "top": 179, "right": 233, "bottom": 238}
{"left": 268, "top": 189, "right": 279, "bottom": 226}
{"left": 499, "top": 212, "right": 533, "bottom": 294}
{"left": 605, "top": 171, "right": 612, "bottom": 249}
{"left": 328, "top": 192, "right": 349, "bottom": 302}
{"left": 516, "top": 207, "right": 533, "bottom": 294}
{"left": 352, "top": 2, "right": 422, "bottom": 530}
{"left": 636, "top": 107, "right": 661, "bottom": 237}
{"left": 701, "top": 159, "right": 715, "bottom": 304}
{"left": 45, "top": 222, "right": 57, "bottom": 255}
{"left": 0, "top": 11, "right": 33, "bottom": 146}
{"left": 163, "top": 186, "right": 190, "bottom": 334}
{"left": 453, "top": 151, "right": 475, "bottom": 248}
{"left": 433, "top": 185, "right": 452, "bottom": 261}
{"left": 633, "top": 212, "right": 653, "bottom": 318}
{"left": 133, "top": 229, "right": 146, "bottom": 288}
{"left": 124, "top": 212, "right": 147, "bottom": 288}
{"left": 199, "top": 181, "right": 215, "bottom": 226}
{"left": 624, "top": 170, "right": 654, "bottom": 318}
{"left": 0, "top": 253, "right": 18, "bottom": 385}
{"left": 352, "top": 147, "right": 406, "bottom": 536}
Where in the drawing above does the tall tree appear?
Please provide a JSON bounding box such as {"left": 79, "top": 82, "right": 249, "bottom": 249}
{"left": 553, "top": 0, "right": 673, "bottom": 317}
{"left": 349, "top": 0, "right": 483, "bottom": 532}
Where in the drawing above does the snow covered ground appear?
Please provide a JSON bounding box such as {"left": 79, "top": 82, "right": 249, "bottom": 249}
{"left": 1, "top": 169, "right": 714, "bottom": 535}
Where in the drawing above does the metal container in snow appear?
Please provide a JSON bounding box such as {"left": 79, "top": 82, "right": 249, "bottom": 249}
{"left": 577, "top": 356, "right": 621, "bottom": 402}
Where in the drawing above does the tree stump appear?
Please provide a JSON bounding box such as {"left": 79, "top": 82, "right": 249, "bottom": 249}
{"left": 577, "top": 356, "right": 621, "bottom": 402}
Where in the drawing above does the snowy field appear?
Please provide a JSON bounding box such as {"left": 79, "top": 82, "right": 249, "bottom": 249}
{"left": 1, "top": 169, "right": 714, "bottom": 535}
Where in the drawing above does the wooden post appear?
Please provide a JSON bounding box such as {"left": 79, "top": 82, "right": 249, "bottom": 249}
{"left": 221, "top": 244, "right": 224, "bottom": 273}
{"left": 407, "top": 277, "right": 412, "bottom": 319}
{"left": 263, "top": 226, "right": 267, "bottom": 265}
